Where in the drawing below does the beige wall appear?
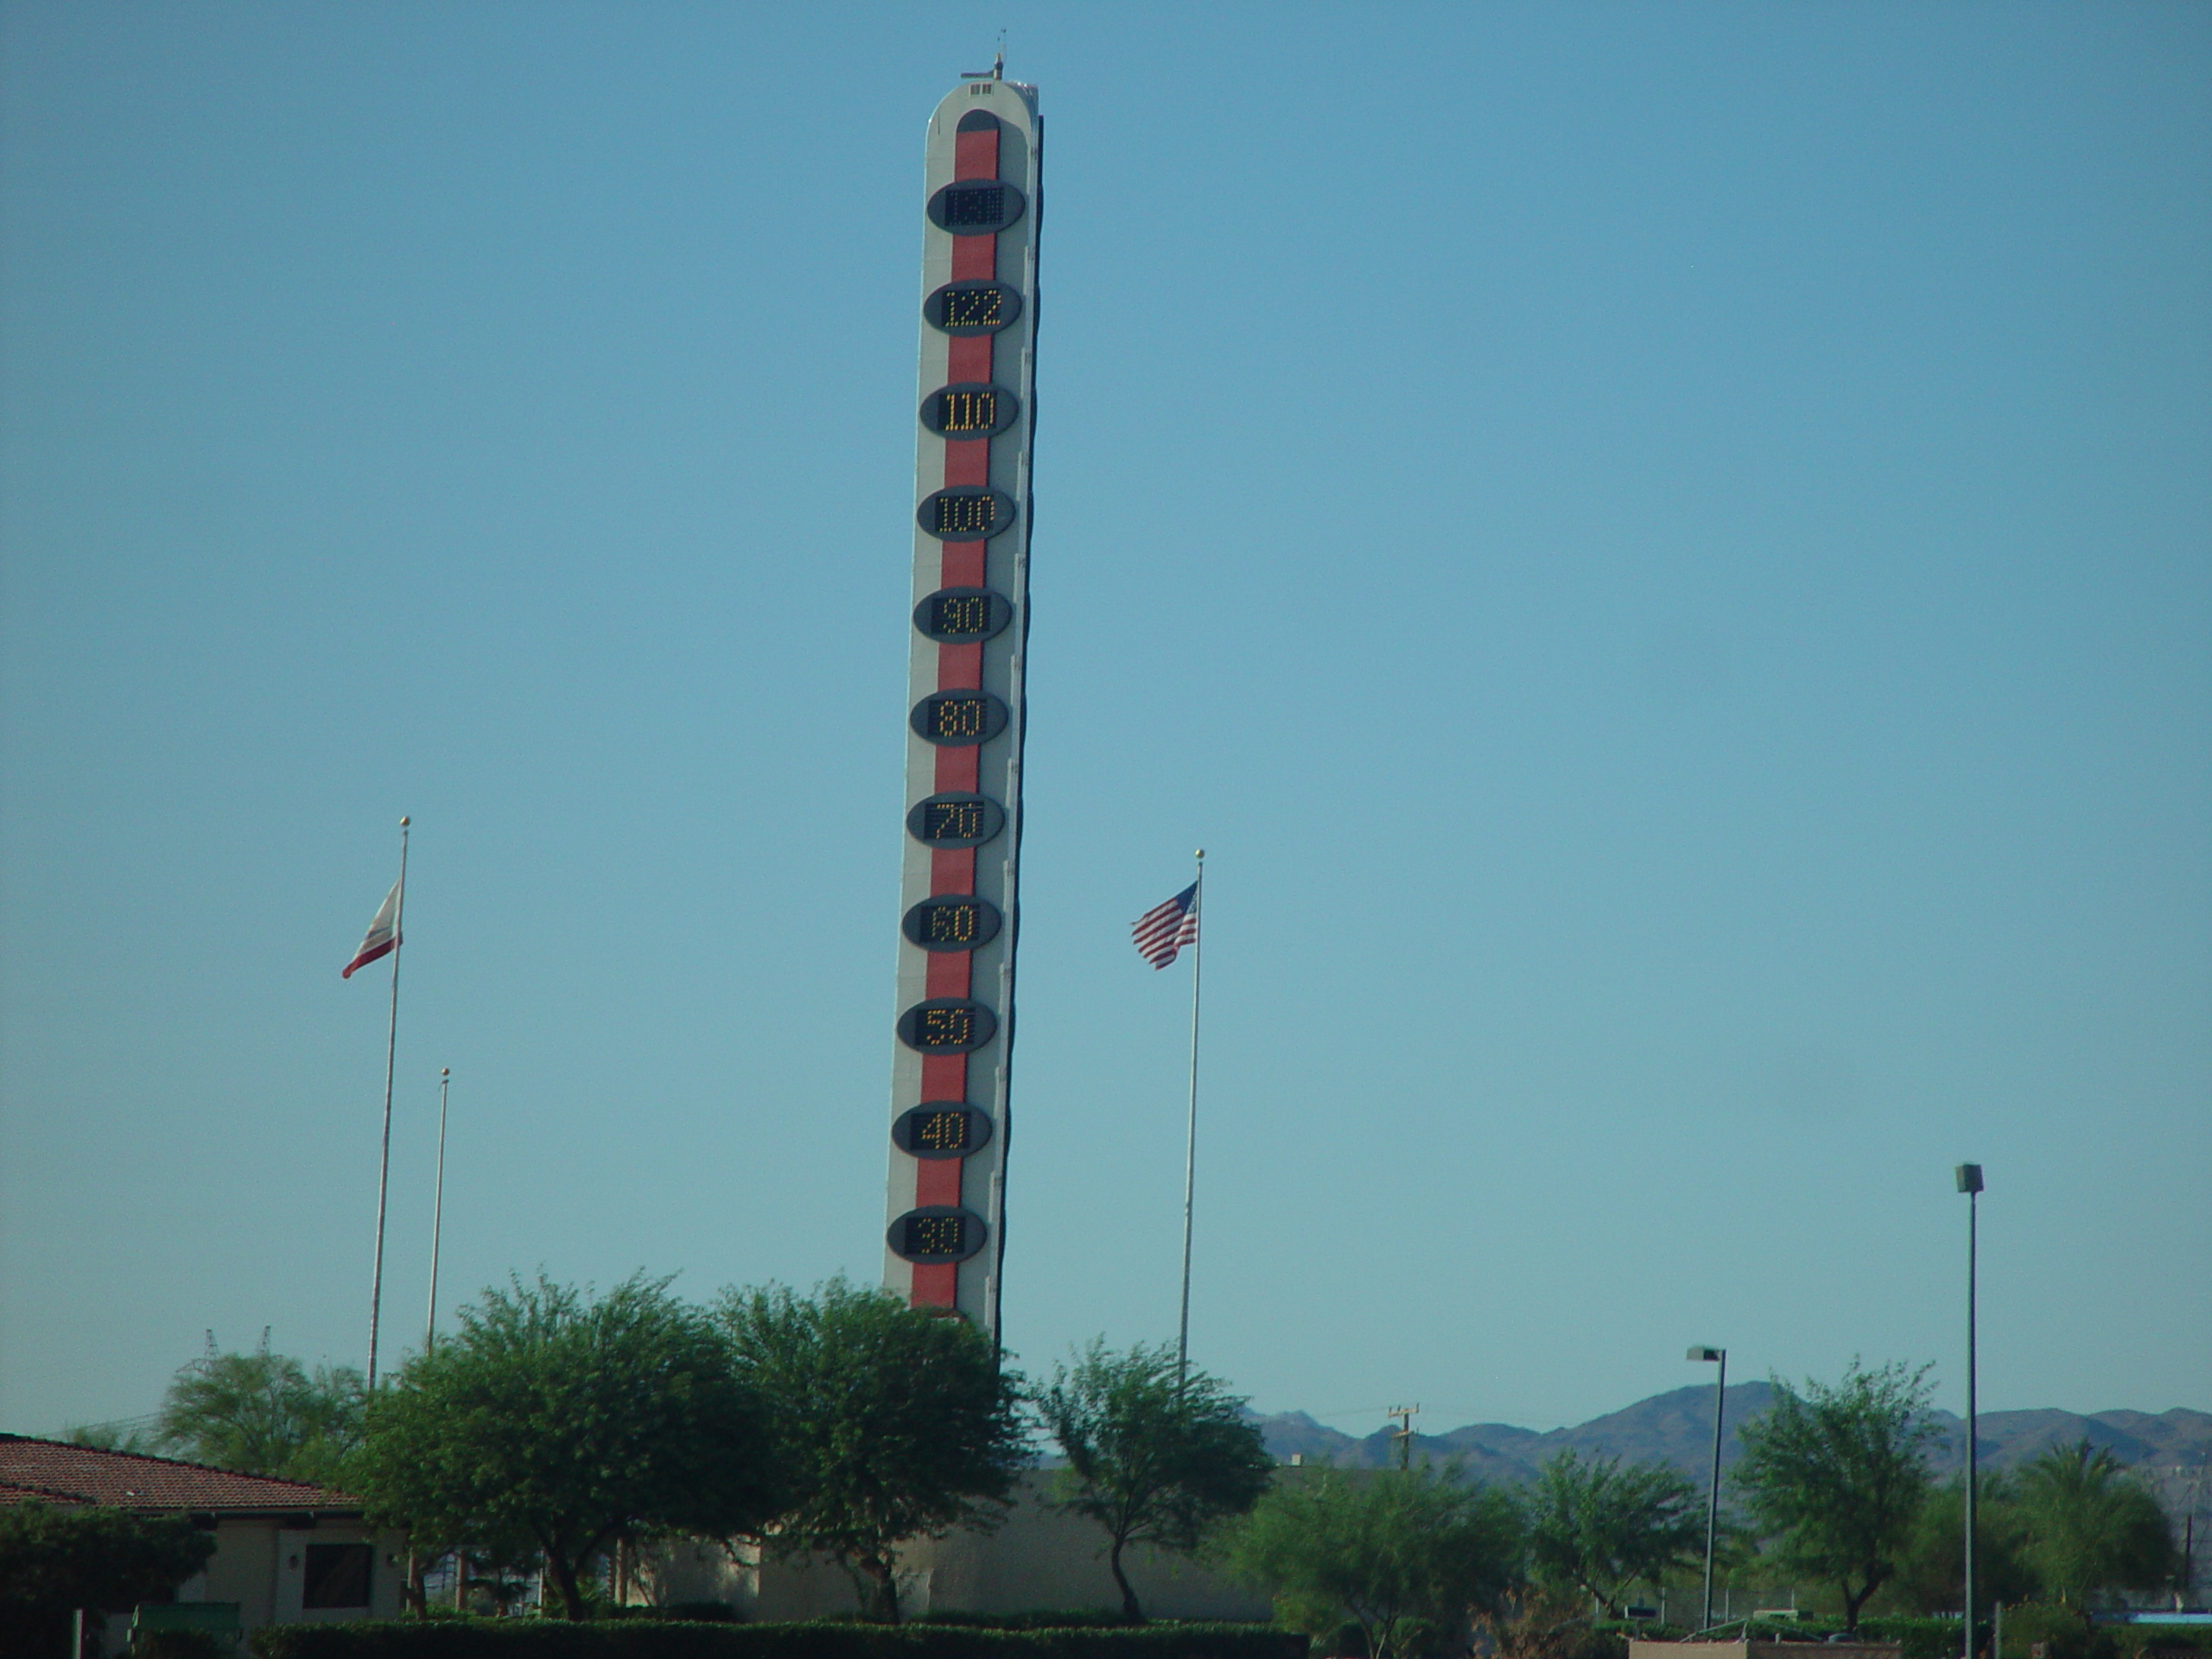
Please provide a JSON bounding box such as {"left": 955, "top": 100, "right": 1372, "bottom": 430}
{"left": 637, "top": 1471, "right": 1272, "bottom": 1621}
{"left": 93, "top": 1518, "right": 404, "bottom": 1654}
{"left": 198, "top": 1520, "right": 278, "bottom": 1627}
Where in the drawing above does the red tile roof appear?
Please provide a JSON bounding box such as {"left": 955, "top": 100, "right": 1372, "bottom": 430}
{"left": 0, "top": 1436, "right": 360, "bottom": 1515}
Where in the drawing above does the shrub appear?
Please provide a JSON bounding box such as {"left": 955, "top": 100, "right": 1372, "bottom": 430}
{"left": 0, "top": 1503, "right": 219, "bottom": 1659}
{"left": 132, "top": 1634, "right": 231, "bottom": 1659}
{"left": 249, "top": 1618, "right": 1307, "bottom": 1659}
{"left": 1481, "top": 1588, "right": 1624, "bottom": 1659}
{"left": 1995, "top": 1611, "right": 2212, "bottom": 1659}
{"left": 902, "top": 1628, "right": 1132, "bottom": 1637}
{"left": 1999, "top": 1605, "right": 2097, "bottom": 1659}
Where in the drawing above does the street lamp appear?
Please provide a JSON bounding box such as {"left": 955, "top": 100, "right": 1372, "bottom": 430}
{"left": 1688, "top": 1344, "right": 1727, "bottom": 1632}
{"left": 1956, "top": 1164, "right": 1985, "bottom": 1659}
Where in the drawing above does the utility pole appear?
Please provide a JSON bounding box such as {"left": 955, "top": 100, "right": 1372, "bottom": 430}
{"left": 1389, "top": 1402, "right": 1421, "bottom": 1471}
{"left": 2177, "top": 1455, "right": 2206, "bottom": 1610}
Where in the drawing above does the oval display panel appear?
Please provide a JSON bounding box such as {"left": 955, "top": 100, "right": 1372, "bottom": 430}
{"left": 925, "top": 280, "right": 1023, "bottom": 336}
{"left": 920, "top": 383, "right": 1019, "bottom": 438}
{"left": 914, "top": 588, "right": 1012, "bottom": 644}
{"left": 906, "top": 792, "right": 1005, "bottom": 848}
{"left": 897, "top": 997, "right": 997, "bottom": 1053}
{"left": 910, "top": 689, "right": 1007, "bottom": 747}
{"left": 902, "top": 894, "right": 1002, "bottom": 953}
{"left": 893, "top": 1103, "right": 995, "bottom": 1160}
{"left": 927, "top": 179, "right": 1027, "bottom": 235}
{"left": 918, "top": 487, "right": 1015, "bottom": 542}
{"left": 887, "top": 1205, "right": 988, "bottom": 1262}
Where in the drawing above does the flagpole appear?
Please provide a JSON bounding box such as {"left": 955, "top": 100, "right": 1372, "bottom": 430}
{"left": 1176, "top": 848, "right": 1205, "bottom": 1389}
{"left": 366, "top": 817, "right": 409, "bottom": 1389}
{"left": 425, "top": 1067, "right": 449, "bottom": 1353}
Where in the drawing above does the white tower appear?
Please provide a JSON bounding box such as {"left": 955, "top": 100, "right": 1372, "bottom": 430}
{"left": 881, "top": 73, "right": 1042, "bottom": 1341}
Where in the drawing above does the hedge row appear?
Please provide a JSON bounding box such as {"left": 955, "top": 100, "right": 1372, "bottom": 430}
{"left": 910, "top": 1616, "right": 1154, "bottom": 1632}
{"left": 1700, "top": 1611, "right": 2212, "bottom": 1659}
{"left": 1996, "top": 1607, "right": 2212, "bottom": 1659}
{"left": 248, "top": 1621, "right": 1308, "bottom": 1659}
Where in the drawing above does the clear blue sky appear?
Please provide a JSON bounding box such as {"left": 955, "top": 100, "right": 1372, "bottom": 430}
{"left": 3, "top": 3, "right": 2207, "bottom": 1440}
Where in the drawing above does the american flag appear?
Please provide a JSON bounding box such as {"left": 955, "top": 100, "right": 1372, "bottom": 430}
{"left": 1131, "top": 881, "right": 1200, "bottom": 969}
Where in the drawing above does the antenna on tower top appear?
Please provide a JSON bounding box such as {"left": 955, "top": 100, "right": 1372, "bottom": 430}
{"left": 960, "top": 33, "right": 1007, "bottom": 79}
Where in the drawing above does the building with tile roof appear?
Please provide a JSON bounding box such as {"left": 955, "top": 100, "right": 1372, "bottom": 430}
{"left": 0, "top": 1435, "right": 404, "bottom": 1649}
{"left": 0, "top": 1434, "right": 353, "bottom": 1516}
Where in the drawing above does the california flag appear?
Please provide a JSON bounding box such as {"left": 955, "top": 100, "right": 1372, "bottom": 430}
{"left": 341, "top": 880, "right": 403, "bottom": 979}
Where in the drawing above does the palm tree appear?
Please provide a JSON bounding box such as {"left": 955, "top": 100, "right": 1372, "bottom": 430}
{"left": 2013, "top": 1441, "right": 2175, "bottom": 1606}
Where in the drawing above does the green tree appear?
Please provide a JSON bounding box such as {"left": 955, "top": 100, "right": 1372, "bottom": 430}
{"left": 2012, "top": 1441, "right": 2176, "bottom": 1605}
{"left": 1732, "top": 1360, "right": 1938, "bottom": 1632}
{"left": 1524, "top": 1448, "right": 1704, "bottom": 1617}
{"left": 717, "top": 1276, "right": 1027, "bottom": 1623}
{"left": 1885, "top": 1473, "right": 2037, "bottom": 1615}
{"left": 1222, "top": 1465, "right": 1523, "bottom": 1659}
{"left": 351, "top": 1272, "right": 784, "bottom": 1620}
{"left": 152, "top": 1338, "right": 364, "bottom": 1485}
{"left": 1038, "top": 1339, "right": 1275, "bottom": 1622}
{"left": 0, "top": 1503, "right": 216, "bottom": 1659}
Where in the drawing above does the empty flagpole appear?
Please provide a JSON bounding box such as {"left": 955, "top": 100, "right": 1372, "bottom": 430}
{"left": 366, "top": 817, "right": 409, "bottom": 1389}
{"left": 424, "top": 1066, "right": 450, "bottom": 1353}
{"left": 1176, "top": 849, "right": 1205, "bottom": 1389}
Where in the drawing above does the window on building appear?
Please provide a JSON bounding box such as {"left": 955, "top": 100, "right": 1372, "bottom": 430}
{"left": 302, "top": 1542, "right": 372, "bottom": 1609}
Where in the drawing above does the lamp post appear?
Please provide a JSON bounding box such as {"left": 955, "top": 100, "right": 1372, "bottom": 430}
{"left": 1688, "top": 1345, "right": 1727, "bottom": 1632}
{"left": 1956, "top": 1164, "right": 1984, "bottom": 1659}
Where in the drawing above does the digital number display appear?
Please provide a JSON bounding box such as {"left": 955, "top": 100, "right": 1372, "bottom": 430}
{"left": 906, "top": 792, "right": 1005, "bottom": 847}
{"left": 897, "top": 997, "right": 997, "bottom": 1053}
{"left": 912, "top": 1109, "right": 970, "bottom": 1151}
{"left": 914, "top": 588, "right": 1011, "bottom": 643}
{"left": 925, "top": 281, "right": 1022, "bottom": 334}
{"left": 910, "top": 690, "right": 1007, "bottom": 747}
{"left": 918, "top": 488, "right": 1014, "bottom": 540}
{"left": 926, "top": 180, "right": 1026, "bottom": 235}
{"left": 893, "top": 1103, "right": 995, "bottom": 1160}
{"left": 940, "top": 495, "right": 993, "bottom": 535}
{"left": 903, "top": 894, "right": 1002, "bottom": 952}
{"left": 920, "top": 384, "right": 1018, "bottom": 438}
{"left": 908, "top": 1213, "right": 966, "bottom": 1254}
{"left": 922, "top": 1006, "right": 973, "bottom": 1046}
{"left": 944, "top": 186, "right": 1003, "bottom": 226}
{"left": 940, "top": 390, "right": 995, "bottom": 431}
{"left": 944, "top": 288, "right": 1001, "bottom": 327}
{"left": 887, "top": 1206, "right": 987, "bottom": 1262}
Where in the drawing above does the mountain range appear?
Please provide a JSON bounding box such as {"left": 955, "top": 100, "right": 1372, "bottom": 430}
{"left": 1250, "top": 1386, "right": 2212, "bottom": 1512}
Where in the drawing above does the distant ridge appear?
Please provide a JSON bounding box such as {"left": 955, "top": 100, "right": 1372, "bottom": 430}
{"left": 1250, "top": 1387, "right": 2211, "bottom": 1510}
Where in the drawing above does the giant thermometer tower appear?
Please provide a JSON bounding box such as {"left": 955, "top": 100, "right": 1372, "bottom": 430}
{"left": 881, "top": 72, "right": 1041, "bottom": 1336}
